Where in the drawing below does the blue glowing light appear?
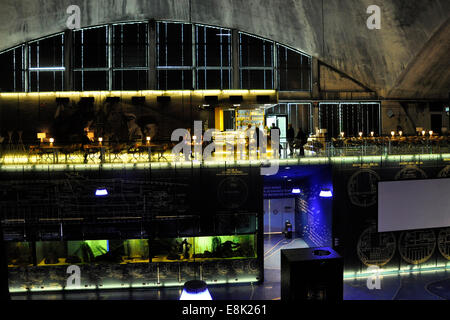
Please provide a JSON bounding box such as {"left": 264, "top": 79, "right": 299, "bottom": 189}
{"left": 95, "top": 188, "right": 108, "bottom": 196}
{"left": 179, "top": 280, "right": 212, "bottom": 300}
{"left": 319, "top": 189, "right": 333, "bottom": 198}
{"left": 291, "top": 188, "right": 301, "bottom": 194}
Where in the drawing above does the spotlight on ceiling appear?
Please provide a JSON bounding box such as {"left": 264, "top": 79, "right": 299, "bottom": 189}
{"left": 291, "top": 188, "right": 301, "bottom": 194}
{"left": 180, "top": 280, "right": 212, "bottom": 300}
{"left": 319, "top": 188, "right": 333, "bottom": 198}
{"left": 95, "top": 188, "right": 108, "bottom": 196}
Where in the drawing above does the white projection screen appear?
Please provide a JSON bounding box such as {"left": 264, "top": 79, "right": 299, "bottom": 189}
{"left": 378, "top": 178, "right": 450, "bottom": 232}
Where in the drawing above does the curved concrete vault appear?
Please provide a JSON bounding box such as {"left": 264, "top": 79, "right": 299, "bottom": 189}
{"left": 0, "top": 0, "right": 449, "bottom": 99}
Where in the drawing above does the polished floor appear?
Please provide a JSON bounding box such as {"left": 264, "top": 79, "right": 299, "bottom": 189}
{"left": 10, "top": 234, "right": 450, "bottom": 300}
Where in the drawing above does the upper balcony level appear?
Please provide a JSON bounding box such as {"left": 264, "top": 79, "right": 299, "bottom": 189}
{"left": 1, "top": 133, "right": 449, "bottom": 172}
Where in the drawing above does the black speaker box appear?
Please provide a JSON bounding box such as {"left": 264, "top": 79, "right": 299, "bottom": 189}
{"left": 281, "top": 247, "right": 343, "bottom": 301}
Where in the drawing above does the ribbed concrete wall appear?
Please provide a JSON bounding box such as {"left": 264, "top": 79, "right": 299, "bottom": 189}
{"left": 0, "top": 0, "right": 448, "bottom": 99}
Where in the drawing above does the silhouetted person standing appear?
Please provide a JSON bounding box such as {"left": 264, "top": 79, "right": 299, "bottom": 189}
{"left": 253, "top": 125, "right": 264, "bottom": 158}
{"left": 287, "top": 124, "right": 295, "bottom": 157}
{"left": 296, "top": 128, "right": 307, "bottom": 156}
{"left": 81, "top": 130, "right": 92, "bottom": 163}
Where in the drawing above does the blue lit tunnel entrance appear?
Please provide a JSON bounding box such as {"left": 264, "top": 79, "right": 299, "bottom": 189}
{"left": 263, "top": 165, "right": 333, "bottom": 248}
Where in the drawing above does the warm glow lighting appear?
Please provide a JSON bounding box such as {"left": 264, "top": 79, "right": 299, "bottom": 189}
{"left": 37, "top": 132, "right": 46, "bottom": 142}
{"left": 429, "top": 131, "right": 433, "bottom": 136}
{"left": 98, "top": 137, "right": 103, "bottom": 142}
{"left": 340, "top": 132, "right": 345, "bottom": 138}
{"left": 422, "top": 130, "right": 426, "bottom": 136}
{"left": 399, "top": 131, "right": 403, "bottom": 136}
{"left": 49, "top": 138, "right": 54, "bottom": 143}
{"left": 179, "top": 280, "right": 212, "bottom": 300}
{"left": 370, "top": 131, "right": 374, "bottom": 137}
{"left": 391, "top": 131, "right": 395, "bottom": 137}
{"left": 359, "top": 132, "right": 363, "bottom": 138}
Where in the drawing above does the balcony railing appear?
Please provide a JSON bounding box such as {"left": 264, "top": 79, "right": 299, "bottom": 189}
{"left": 0, "top": 136, "right": 449, "bottom": 166}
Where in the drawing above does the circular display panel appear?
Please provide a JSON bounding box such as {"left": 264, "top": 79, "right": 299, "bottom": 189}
{"left": 357, "top": 225, "right": 396, "bottom": 267}
{"left": 398, "top": 230, "right": 436, "bottom": 265}
{"left": 217, "top": 177, "right": 248, "bottom": 209}
{"left": 395, "top": 165, "right": 427, "bottom": 180}
{"left": 232, "top": 260, "right": 245, "bottom": 274}
{"left": 437, "top": 228, "right": 450, "bottom": 260}
{"left": 347, "top": 169, "right": 380, "bottom": 207}
{"left": 438, "top": 165, "right": 450, "bottom": 178}
{"left": 247, "top": 259, "right": 259, "bottom": 272}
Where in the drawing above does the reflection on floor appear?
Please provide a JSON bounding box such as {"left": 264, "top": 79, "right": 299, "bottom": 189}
{"left": 10, "top": 234, "right": 450, "bottom": 300}
{"left": 344, "top": 271, "right": 450, "bottom": 300}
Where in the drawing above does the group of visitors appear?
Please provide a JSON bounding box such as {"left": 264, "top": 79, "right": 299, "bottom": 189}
{"left": 287, "top": 123, "right": 308, "bottom": 157}
{"left": 247, "top": 122, "right": 308, "bottom": 158}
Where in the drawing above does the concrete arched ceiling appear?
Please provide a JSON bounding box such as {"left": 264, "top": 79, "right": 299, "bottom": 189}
{"left": 0, "top": 0, "right": 449, "bottom": 99}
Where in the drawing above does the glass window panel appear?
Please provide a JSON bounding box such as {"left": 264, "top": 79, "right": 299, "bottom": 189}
{"left": 0, "top": 47, "right": 24, "bottom": 92}
{"left": 157, "top": 69, "right": 192, "bottom": 90}
{"left": 196, "top": 25, "right": 231, "bottom": 67}
{"left": 240, "top": 69, "right": 273, "bottom": 89}
{"left": 157, "top": 22, "right": 192, "bottom": 67}
{"left": 319, "top": 103, "right": 380, "bottom": 138}
{"left": 113, "top": 70, "right": 148, "bottom": 90}
{"left": 29, "top": 71, "right": 64, "bottom": 92}
{"left": 278, "top": 45, "right": 311, "bottom": 91}
{"left": 74, "top": 70, "right": 108, "bottom": 91}
{"left": 197, "top": 69, "right": 230, "bottom": 89}
{"left": 239, "top": 33, "right": 273, "bottom": 68}
{"left": 318, "top": 103, "right": 340, "bottom": 139}
{"left": 74, "top": 26, "right": 108, "bottom": 68}
{"left": 29, "top": 34, "right": 64, "bottom": 68}
{"left": 341, "top": 103, "right": 359, "bottom": 137}
{"left": 113, "top": 23, "right": 148, "bottom": 68}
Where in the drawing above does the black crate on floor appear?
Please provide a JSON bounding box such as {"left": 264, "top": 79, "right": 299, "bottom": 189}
{"left": 281, "top": 247, "right": 343, "bottom": 301}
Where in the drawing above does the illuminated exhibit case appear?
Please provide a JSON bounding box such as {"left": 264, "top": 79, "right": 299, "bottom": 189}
{"left": 0, "top": 166, "right": 263, "bottom": 292}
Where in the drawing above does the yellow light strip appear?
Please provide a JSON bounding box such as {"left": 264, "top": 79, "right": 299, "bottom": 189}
{"left": 1, "top": 153, "right": 449, "bottom": 171}
{"left": 344, "top": 265, "right": 450, "bottom": 280}
{"left": 0, "top": 89, "right": 276, "bottom": 98}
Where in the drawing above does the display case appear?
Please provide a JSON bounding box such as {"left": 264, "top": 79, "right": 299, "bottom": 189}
{"left": 1, "top": 166, "right": 263, "bottom": 293}
{"left": 151, "top": 234, "right": 256, "bottom": 262}
{"left": 5, "top": 236, "right": 260, "bottom": 292}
